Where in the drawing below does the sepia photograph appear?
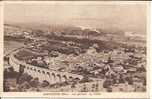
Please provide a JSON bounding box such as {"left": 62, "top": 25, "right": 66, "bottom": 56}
{"left": 3, "top": 1, "right": 148, "bottom": 92}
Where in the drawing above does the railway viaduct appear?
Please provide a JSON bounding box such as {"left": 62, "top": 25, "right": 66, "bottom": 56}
{"left": 9, "top": 50, "right": 83, "bottom": 84}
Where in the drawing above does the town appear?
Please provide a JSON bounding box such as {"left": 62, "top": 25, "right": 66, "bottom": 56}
{"left": 4, "top": 24, "right": 146, "bottom": 92}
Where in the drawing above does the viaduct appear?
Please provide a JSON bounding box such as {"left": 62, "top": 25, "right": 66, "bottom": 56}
{"left": 9, "top": 50, "right": 83, "bottom": 84}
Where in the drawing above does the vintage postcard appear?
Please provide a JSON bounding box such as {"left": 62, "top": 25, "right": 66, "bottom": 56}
{"left": 1, "top": 1, "right": 150, "bottom": 98}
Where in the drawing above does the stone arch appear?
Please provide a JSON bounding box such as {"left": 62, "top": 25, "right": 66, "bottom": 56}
{"left": 34, "top": 68, "right": 37, "bottom": 72}
{"left": 69, "top": 76, "right": 73, "bottom": 81}
{"left": 42, "top": 71, "right": 45, "bottom": 74}
{"left": 25, "top": 66, "right": 31, "bottom": 75}
{"left": 75, "top": 77, "right": 80, "bottom": 82}
{"left": 56, "top": 74, "right": 61, "bottom": 82}
{"left": 47, "top": 72, "right": 50, "bottom": 76}
{"left": 19, "top": 64, "right": 25, "bottom": 75}
{"left": 46, "top": 72, "right": 52, "bottom": 84}
{"left": 30, "top": 67, "right": 33, "bottom": 70}
{"left": 63, "top": 75, "right": 67, "bottom": 82}
{"left": 69, "top": 76, "right": 73, "bottom": 79}
{"left": 41, "top": 70, "right": 46, "bottom": 82}
{"left": 52, "top": 72, "right": 55, "bottom": 78}
{"left": 26, "top": 66, "right": 31, "bottom": 75}
{"left": 27, "top": 66, "right": 29, "bottom": 70}
{"left": 75, "top": 77, "right": 80, "bottom": 80}
{"left": 37, "top": 70, "right": 41, "bottom": 80}
{"left": 52, "top": 72, "right": 56, "bottom": 83}
{"left": 33, "top": 68, "right": 38, "bottom": 78}
{"left": 38, "top": 70, "right": 41, "bottom": 73}
{"left": 47, "top": 72, "right": 53, "bottom": 84}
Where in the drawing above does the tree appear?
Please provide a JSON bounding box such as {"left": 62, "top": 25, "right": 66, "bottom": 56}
{"left": 8, "top": 67, "right": 14, "bottom": 72}
{"left": 4, "top": 80, "right": 10, "bottom": 92}
{"left": 41, "top": 80, "right": 50, "bottom": 87}
{"left": 17, "top": 73, "right": 33, "bottom": 84}
{"left": 103, "top": 78, "right": 112, "bottom": 88}
{"left": 29, "top": 77, "right": 39, "bottom": 88}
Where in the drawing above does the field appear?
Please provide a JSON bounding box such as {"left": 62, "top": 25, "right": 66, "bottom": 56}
{"left": 4, "top": 40, "right": 24, "bottom": 56}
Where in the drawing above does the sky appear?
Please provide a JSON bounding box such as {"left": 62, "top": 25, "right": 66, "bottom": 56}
{"left": 4, "top": 2, "right": 147, "bottom": 34}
